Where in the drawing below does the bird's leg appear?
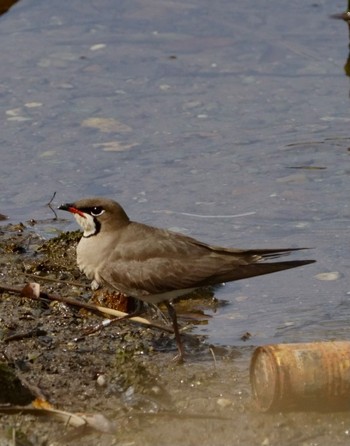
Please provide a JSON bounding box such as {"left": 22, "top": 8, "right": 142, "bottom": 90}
{"left": 164, "top": 300, "right": 185, "bottom": 363}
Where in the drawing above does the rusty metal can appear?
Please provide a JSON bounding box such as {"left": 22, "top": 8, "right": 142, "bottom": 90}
{"left": 250, "top": 341, "right": 350, "bottom": 411}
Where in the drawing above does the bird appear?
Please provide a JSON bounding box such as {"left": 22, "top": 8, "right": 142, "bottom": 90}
{"left": 58, "top": 197, "right": 315, "bottom": 361}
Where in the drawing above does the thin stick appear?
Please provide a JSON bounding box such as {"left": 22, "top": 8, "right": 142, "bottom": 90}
{"left": 0, "top": 283, "right": 173, "bottom": 334}
{"left": 46, "top": 192, "right": 58, "bottom": 219}
{"left": 24, "top": 274, "right": 87, "bottom": 288}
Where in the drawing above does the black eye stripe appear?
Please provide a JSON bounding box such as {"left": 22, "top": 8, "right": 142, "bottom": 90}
{"left": 80, "top": 206, "right": 104, "bottom": 216}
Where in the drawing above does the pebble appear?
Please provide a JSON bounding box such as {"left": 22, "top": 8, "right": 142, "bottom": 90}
{"left": 294, "top": 222, "right": 311, "bottom": 228}
{"left": 81, "top": 117, "right": 132, "bottom": 133}
{"left": 90, "top": 44, "right": 106, "bottom": 51}
{"left": 217, "top": 397, "right": 232, "bottom": 408}
{"left": 25, "top": 102, "right": 43, "bottom": 108}
{"left": 7, "top": 116, "right": 31, "bottom": 122}
{"left": 94, "top": 141, "right": 138, "bottom": 152}
{"left": 96, "top": 375, "right": 107, "bottom": 387}
{"left": 6, "top": 108, "right": 22, "bottom": 116}
{"left": 315, "top": 272, "right": 340, "bottom": 281}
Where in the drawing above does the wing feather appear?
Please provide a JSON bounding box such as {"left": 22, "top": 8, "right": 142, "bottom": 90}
{"left": 95, "top": 222, "right": 314, "bottom": 298}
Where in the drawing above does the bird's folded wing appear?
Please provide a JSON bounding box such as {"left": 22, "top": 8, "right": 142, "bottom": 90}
{"left": 98, "top": 255, "right": 234, "bottom": 296}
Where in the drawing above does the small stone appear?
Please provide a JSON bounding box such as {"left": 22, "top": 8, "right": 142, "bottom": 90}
{"left": 7, "top": 116, "right": 31, "bottom": 122}
{"left": 90, "top": 44, "right": 106, "bottom": 51}
{"left": 93, "top": 141, "right": 138, "bottom": 152}
{"left": 6, "top": 108, "right": 22, "bottom": 116}
{"left": 25, "top": 102, "right": 43, "bottom": 108}
{"left": 315, "top": 272, "right": 340, "bottom": 281}
{"left": 217, "top": 397, "right": 232, "bottom": 408}
{"left": 96, "top": 375, "right": 107, "bottom": 387}
{"left": 294, "top": 222, "right": 311, "bottom": 228}
{"left": 82, "top": 118, "right": 132, "bottom": 133}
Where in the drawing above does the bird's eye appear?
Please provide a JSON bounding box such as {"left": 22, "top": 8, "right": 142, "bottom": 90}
{"left": 90, "top": 207, "right": 105, "bottom": 217}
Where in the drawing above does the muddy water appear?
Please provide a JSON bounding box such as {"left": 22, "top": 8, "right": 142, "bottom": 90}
{"left": 1, "top": 0, "right": 350, "bottom": 444}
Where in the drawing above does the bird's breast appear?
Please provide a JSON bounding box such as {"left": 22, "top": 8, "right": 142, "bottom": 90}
{"left": 76, "top": 235, "right": 110, "bottom": 281}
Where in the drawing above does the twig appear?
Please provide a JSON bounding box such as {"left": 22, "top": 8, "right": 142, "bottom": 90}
{"left": 4, "top": 327, "right": 47, "bottom": 343}
{"left": 209, "top": 347, "right": 218, "bottom": 369}
{"left": 47, "top": 192, "right": 58, "bottom": 220}
{"left": 0, "top": 406, "right": 116, "bottom": 433}
{"left": 0, "top": 283, "right": 173, "bottom": 334}
{"left": 24, "top": 274, "right": 87, "bottom": 288}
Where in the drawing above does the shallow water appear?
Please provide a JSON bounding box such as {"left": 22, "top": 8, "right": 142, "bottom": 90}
{"left": 1, "top": 1, "right": 350, "bottom": 441}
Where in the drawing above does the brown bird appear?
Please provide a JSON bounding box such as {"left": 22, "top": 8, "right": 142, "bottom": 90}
{"left": 58, "top": 197, "right": 315, "bottom": 361}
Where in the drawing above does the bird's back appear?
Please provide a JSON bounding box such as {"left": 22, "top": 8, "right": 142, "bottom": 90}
{"left": 92, "top": 221, "right": 314, "bottom": 298}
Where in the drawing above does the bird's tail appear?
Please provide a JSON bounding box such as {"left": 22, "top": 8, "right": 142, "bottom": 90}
{"left": 243, "top": 247, "right": 313, "bottom": 261}
{"left": 215, "top": 259, "right": 315, "bottom": 284}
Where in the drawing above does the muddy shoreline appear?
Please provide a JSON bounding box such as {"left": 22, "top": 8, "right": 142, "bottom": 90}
{"left": 0, "top": 220, "right": 349, "bottom": 446}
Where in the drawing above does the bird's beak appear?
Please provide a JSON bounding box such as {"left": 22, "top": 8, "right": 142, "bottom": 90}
{"left": 58, "top": 203, "right": 86, "bottom": 218}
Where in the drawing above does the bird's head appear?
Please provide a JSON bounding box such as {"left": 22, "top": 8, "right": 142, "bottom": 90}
{"left": 58, "top": 197, "right": 130, "bottom": 237}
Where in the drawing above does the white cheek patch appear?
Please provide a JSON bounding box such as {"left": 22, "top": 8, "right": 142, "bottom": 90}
{"left": 74, "top": 213, "right": 97, "bottom": 237}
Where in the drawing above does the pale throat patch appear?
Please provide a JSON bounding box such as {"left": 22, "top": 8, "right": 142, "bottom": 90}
{"left": 74, "top": 213, "right": 97, "bottom": 237}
